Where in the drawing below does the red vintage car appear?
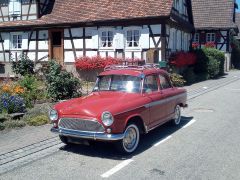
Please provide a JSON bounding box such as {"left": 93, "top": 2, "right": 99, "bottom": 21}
{"left": 50, "top": 64, "right": 187, "bottom": 153}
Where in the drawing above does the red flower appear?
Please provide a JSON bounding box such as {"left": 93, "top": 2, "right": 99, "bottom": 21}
{"left": 169, "top": 51, "right": 197, "bottom": 67}
{"left": 204, "top": 42, "right": 215, "bottom": 48}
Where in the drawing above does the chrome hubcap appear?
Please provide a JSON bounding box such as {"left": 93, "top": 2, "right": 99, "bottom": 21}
{"left": 123, "top": 127, "right": 137, "bottom": 150}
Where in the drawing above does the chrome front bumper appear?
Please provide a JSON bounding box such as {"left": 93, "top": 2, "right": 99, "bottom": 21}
{"left": 51, "top": 127, "right": 124, "bottom": 141}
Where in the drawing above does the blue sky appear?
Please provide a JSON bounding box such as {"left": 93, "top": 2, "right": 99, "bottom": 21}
{"left": 237, "top": 0, "right": 240, "bottom": 12}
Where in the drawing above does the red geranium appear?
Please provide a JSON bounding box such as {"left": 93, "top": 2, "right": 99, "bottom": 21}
{"left": 169, "top": 51, "right": 197, "bottom": 67}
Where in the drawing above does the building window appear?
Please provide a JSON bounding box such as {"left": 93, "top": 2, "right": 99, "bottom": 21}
{"left": 193, "top": 33, "right": 199, "bottom": 42}
{"left": 126, "top": 30, "right": 140, "bottom": 47}
{"left": 12, "top": 34, "right": 22, "bottom": 49}
{"left": 206, "top": 33, "right": 215, "bottom": 42}
{"left": 100, "top": 31, "right": 113, "bottom": 48}
{"left": 9, "top": 0, "right": 21, "bottom": 16}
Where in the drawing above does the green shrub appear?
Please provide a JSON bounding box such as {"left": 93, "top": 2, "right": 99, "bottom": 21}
{"left": 183, "top": 67, "right": 197, "bottom": 85}
{"left": 170, "top": 73, "right": 186, "bottom": 87}
{"left": 45, "top": 61, "right": 81, "bottom": 101}
{"left": 207, "top": 56, "right": 220, "bottom": 78}
{"left": 196, "top": 72, "right": 209, "bottom": 82}
{"left": 231, "top": 47, "right": 240, "bottom": 69}
{"left": 193, "top": 49, "right": 208, "bottom": 74}
{"left": 18, "top": 75, "right": 47, "bottom": 108}
{"left": 193, "top": 48, "right": 223, "bottom": 78}
{"left": 3, "top": 120, "right": 26, "bottom": 129}
{"left": 26, "top": 115, "right": 49, "bottom": 126}
{"left": 11, "top": 54, "right": 34, "bottom": 76}
{"left": 203, "top": 48, "right": 225, "bottom": 75}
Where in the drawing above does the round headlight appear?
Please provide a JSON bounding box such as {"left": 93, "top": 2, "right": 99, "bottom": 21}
{"left": 49, "top": 109, "right": 58, "bottom": 121}
{"left": 101, "top": 111, "right": 114, "bottom": 126}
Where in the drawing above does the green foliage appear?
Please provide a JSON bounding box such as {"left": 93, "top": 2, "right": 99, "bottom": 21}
{"left": 231, "top": 47, "right": 240, "bottom": 69}
{"left": 183, "top": 67, "right": 197, "bottom": 85}
{"left": 25, "top": 115, "right": 49, "bottom": 126}
{"left": 11, "top": 54, "right": 34, "bottom": 76}
{"left": 170, "top": 73, "right": 186, "bottom": 87}
{"left": 203, "top": 48, "right": 225, "bottom": 75}
{"left": 196, "top": 72, "right": 209, "bottom": 82}
{"left": 207, "top": 56, "right": 220, "bottom": 78}
{"left": 45, "top": 61, "right": 81, "bottom": 101}
{"left": 193, "top": 48, "right": 223, "bottom": 79}
{"left": 18, "top": 75, "right": 48, "bottom": 108}
{"left": 22, "top": 103, "right": 50, "bottom": 121}
{"left": 3, "top": 120, "right": 26, "bottom": 129}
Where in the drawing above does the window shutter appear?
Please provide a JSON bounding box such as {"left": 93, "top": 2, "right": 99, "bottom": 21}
{"left": 2, "top": 33, "right": 10, "bottom": 50}
{"left": 139, "top": 28, "right": 149, "bottom": 49}
{"left": 22, "top": 33, "right": 29, "bottom": 50}
{"left": 91, "top": 30, "right": 99, "bottom": 49}
{"left": 113, "top": 30, "right": 124, "bottom": 49}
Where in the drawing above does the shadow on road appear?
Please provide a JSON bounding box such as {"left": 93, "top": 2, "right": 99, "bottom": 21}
{"left": 59, "top": 116, "right": 194, "bottom": 160}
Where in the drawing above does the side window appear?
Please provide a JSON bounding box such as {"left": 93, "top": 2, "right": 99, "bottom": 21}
{"left": 159, "top": 75, "right": 171, "bottom": 89}
{"left": 143, "top": 75, "right": 159, "bottom": 93}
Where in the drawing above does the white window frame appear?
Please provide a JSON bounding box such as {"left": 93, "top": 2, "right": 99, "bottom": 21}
{"left": 124, "top": 27, "right": 141, "bottom": 50}
{"left": 193, "top": 33, "right": 199, "bottom": 43}
{"left": 206, "top": 33, "right": 215, "bottom": 42}
{"left": 99, "top": 28, "right": 115, "bottom": 50}
{"left": 9, "top": 0, "right": 21, "bottom": 16}
{"left": 11, "top": 32, "right": 23, "bottom": 50}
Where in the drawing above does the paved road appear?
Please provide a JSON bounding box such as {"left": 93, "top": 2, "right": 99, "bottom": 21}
{"left": 1, "top": 73, "right": 240, "bottom": 180}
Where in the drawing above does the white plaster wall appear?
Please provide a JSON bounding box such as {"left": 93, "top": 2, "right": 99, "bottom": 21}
{"left": 38, "top": 52, "right": 48, "bottom": 61}
{"left": 29, "top": 41, "right": 36, "bottom": 50}
{"left": 86, "top": 39, "right": 93, "bottom": 49}
{"left": 108, "top": 51, "right": 115, "bottom": 57}
{"left": 99, "top": 51, "right": 106, "bottom": 57}
{"left": 86, "top": 51, "right": 98, "bottom": 57}
{"left": 125, "top": 51, "right": 132, "bottom": 59}
{"left": 85, "top": 27, "right": 98, "bottom": 36}
{"left": 76, "top": 51, "right": 83, "bottom": 58}
{"left": 64, "top": 40, "right": 72, "bottom": 49}
{"left": 134, "top": 52, "right": 141, "bottom": 59}
{"left": 64, "top": 51, "right": 75, "bottom": 62}
{"left": 73, "top": 39, "right": 83, "bottom": 49}
{"left": 27, "top": 52, "right": 35, "bottom": 61}
{"left": 38, "top": 41, "right": 48, "bottom": 50}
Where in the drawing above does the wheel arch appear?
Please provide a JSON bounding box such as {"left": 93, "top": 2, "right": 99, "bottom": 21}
{"left": 125, "top": 115, "right": 147, "bottom": 134}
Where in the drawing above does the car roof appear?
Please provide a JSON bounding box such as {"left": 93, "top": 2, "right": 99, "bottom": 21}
{"left": 99, "top": 65, "right": 168, "bottom": 77}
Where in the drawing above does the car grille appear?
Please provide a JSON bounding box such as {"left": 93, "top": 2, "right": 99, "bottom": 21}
{"left": 58, "top": 118, "right": 105, "bottom": 132}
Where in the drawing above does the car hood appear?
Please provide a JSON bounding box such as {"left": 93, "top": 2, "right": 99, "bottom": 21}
{"left": 54, "top": 91, "right": 142, "bottom": 118}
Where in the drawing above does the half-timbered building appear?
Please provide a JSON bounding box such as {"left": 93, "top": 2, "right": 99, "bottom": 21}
{"left": 0, "top": 0, "right": 194, "bottom": 76}
{"left": 191, "top": 0, "right": 238, "bottom": 71}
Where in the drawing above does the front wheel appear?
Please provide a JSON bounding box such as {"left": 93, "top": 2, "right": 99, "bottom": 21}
{"left": 172, "top": 105, "right": 181, "bottom": 126}
{"left": 115, "top": 124, "right": 140, "bottom": 154}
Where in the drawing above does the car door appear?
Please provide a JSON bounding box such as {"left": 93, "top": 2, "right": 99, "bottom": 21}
{"left": 159, "top": 73, "right": 176, "bottom": 119}
{"left": 143, "top": 74, "right": 168, "bottom": 128}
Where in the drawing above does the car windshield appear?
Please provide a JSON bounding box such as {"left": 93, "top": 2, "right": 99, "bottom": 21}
{"left": 93, "top": 75, "right": 142, "bottom": 93}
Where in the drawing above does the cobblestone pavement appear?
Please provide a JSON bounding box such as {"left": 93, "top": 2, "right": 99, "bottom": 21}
{"left": 0, "top": 70, "right": 239, "bottom": 175}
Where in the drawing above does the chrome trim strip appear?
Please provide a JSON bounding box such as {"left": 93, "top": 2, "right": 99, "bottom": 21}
{"left": 51, "top": 127, "right": 124, "bottom": 141}
{"left": 144, "top": 93, "right": 186, "bottom": 108}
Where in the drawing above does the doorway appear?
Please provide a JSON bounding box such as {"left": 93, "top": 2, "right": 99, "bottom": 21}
{"left": 49, "top": 29, "right": 64, "bottom": 64}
